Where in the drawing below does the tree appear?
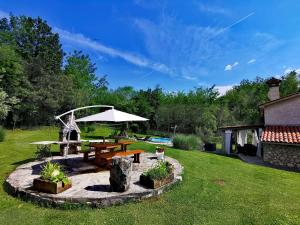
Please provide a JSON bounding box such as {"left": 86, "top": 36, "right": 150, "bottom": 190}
{"left": 133, "top": 86, "right": 162, "bottom": 129}
{"left": 0, "top": 89, "right": 19, "bottom": 120}
{"left": 280, "top": 71, "right": 299, "bottom": 97}
{"left": 221, "top": 77, "right": 268, "bottom": 124}
{"left": 0, "top": 44, "right": 25, "bottom": 98}
{"left": 0, "top": 15, "right": 66, "bottom": 125}
{"left": 0, "top": 44, "right": 27, "bottom": 126}
{"left": 64, "top": 51, "right": 108, "bottom": 108}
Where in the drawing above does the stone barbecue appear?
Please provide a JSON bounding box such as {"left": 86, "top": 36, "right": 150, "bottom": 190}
{"left": 58, "top": 115, "right": 81, "bottom": 155}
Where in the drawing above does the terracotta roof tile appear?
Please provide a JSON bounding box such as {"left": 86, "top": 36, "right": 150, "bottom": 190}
{"left": 262, "top": 126, "right": 300, "bottom": 144}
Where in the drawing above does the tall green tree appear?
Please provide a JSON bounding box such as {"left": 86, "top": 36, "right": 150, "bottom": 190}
{"left": 0, "top": 44, "right": 25, "bottom": 99}
{"left": 221, "top": 77, "right": 268, "bottom": 125}
{"left": 64, "top": 50, "right": 108, "bottom": 108}
{"left": 0, "top": 89, "right": 19, "bottom": 121}
{"left": 0, "top": 15, "right": 65, "bottom": 125}
{"left": 0, "top": 44, "right": 26, "bottom": 125}
{"left": 280, "top": 71, "right": 299, "bottom": 97}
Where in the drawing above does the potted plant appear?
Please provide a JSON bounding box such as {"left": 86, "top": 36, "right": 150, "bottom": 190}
{"left": 155, "top": 146, "right": 165, "bottom": 160}
{"left": 140, "top": 161, "right": 174, "bottom": 189}
{"left": 33, "top": 161, "right": 72, "bottom": 194}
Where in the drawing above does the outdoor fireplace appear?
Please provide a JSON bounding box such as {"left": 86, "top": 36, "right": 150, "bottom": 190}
{"left": 59, "top": 115, "right": 81, "bottom": 155}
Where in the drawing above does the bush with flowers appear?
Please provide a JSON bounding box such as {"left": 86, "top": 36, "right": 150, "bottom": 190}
{"left": 40, "top": 161, "right": 70, "bottom": 185}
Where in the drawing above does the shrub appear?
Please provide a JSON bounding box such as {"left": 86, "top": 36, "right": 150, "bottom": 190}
{"left": 86, "top": 124, "right": 96, "bottom": 133}
{"left": 0, "top": 126, "right": 5, "bottom": 142}
{"left": 146, "top": 129, "right": 171, "bottom": 138}
{"left": 143, "top": 161, "right": 172, "bottom": 180}
{"left": 173, "top": 134, "right": 201, "bottom": 150}
{"left": 130, "top": 123, "right": 139, "bottom": 133}
{"left": 40, "top": 161, "right": 70, "bottom": 185}
{"left": 35, "top": 145, "right": 51, "bottom": 160}
{"left": 78, "top": 124, "right": 87, "bottom": 133}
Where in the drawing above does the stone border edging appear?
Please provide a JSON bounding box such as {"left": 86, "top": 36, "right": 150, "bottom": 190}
{"left": 4, "top": 154, "right": 183, "bottom": 208}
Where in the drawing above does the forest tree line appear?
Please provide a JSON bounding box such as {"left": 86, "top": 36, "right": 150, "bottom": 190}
{"left": 0, "top": 15, "right": 299, "bottom": 140}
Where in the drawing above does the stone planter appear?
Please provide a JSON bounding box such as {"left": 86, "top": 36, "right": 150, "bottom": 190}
{"left": 33, "top": 178, "right": 72, "bottom": 194}
{"left": 140, "top": 164, "right": 174, "bottom": 189}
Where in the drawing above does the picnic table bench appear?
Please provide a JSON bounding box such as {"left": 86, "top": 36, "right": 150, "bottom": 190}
{"left": 95, "top": 149, "right": 144, "bottom": 167}
{"left": 82, "top": 141, "right": 136, "bottom": 162}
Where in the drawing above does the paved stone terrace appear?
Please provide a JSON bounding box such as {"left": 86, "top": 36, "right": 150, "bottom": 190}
{"left": 5, "top": 153, "right": 183, "bottom": 208}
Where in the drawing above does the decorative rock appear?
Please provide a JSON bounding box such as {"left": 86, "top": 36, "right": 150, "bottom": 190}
{"left": 109, "top": 157, "right": 132, "bottom": 192}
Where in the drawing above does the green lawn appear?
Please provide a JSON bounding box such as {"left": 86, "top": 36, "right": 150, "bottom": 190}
{"left": 0, "top": 127, "right": 300, "bottom": 225}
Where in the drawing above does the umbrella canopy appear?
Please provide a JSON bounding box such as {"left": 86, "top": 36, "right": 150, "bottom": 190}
{"left": 75, "top": 108, "right": 148, "bottom": 122}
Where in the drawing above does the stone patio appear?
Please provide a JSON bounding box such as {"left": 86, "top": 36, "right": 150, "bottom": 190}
{"left": 5, "top": 153, "right": 183, "bottom": 208}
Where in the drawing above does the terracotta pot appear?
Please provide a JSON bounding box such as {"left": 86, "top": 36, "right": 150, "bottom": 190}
{"left": 33, "top": 178, "right": 72, "bottom": 194}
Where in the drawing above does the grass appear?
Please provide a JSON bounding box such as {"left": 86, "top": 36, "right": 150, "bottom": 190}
{"left": 0, "top": 126, "right": 299, "bottom": 225}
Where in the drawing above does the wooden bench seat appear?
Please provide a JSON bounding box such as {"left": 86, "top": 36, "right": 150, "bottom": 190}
{"left": 97, "top": 149, "right": 144, "bottom": 165}
{"left": 80, "top": 147, "right": 111, "bottom": 162}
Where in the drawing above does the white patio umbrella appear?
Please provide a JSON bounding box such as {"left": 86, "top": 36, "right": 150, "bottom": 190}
{"left": 75, "top": 108, "right": 148, "bottom": 122}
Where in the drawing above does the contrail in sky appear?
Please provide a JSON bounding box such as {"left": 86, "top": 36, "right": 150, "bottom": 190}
{"left": 225, "top": 12, "right": 255, "bottom": 30}
{"left": 211, "top": 12, "right": 255, "bottom": 39}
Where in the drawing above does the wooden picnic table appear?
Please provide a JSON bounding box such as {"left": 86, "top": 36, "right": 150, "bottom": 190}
{"left": 90, "top": 141, "right": 135, "bottom": 151}
{"left": 88, "top": 143, "right": 119, "bottom": 164}
{"left": 89, "top": 143, "right": 119, "bottom": 149}
{"left": 85, "top": 141, "right": 139, "bottom": 165}
{"left": 95, "top": 149, "right": 144, "bottom": 167}
{"left": 115, "top": 140, "right": 135, "bottom": 151}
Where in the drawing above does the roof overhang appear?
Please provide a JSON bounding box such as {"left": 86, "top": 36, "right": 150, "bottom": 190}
{"left": 218, "top": 124, "right": 264, "bottom": 131}
{"left": 259, "top": 92, "right": 300, "bottom": 108}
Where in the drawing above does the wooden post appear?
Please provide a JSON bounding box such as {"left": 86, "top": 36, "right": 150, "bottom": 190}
{"left": 256, "top": 128, "right": 263, "bottom": 157}
{"left": 223, "top": 130, "right": 232, "bottom": 155}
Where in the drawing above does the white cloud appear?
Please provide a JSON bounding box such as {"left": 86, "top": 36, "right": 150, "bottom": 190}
{"left": 254, "top": 32, "right": 283, "bottom": 52}
{"left": 197, "top": 3, "right": 230, "bottom": 16}
{"left": 215, "top": 85, "right": 234, "bottom": 96}
{"left": 0, "top": 9, "right": 9, "bottom": 19}
{"left": 224, "top": 64, "right": 232, "bottom": 71}
{"left": 248, "top": 59, "right": 256, "bottom": 64}
{"left": 284, "top": 67, "right": 300, "bottom": 75}
{"left": 224, "top": 62, "right": 238, "bottom": 71}
{"left": 134, "top": 11, "right": 254, "bottom": 80}
{"left": 284, "top": 68, "right": 292, "bottom": 74}
{"left": 134, "top": 17, "right": 226, "bottom": 80}
{"left": 182, "top": 75, "right": 198, "bottom": 81}
{"left": 54, "top": 27, "right": 174, "bottom": 76}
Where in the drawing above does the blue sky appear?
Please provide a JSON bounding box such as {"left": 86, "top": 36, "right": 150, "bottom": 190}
{"left": 1, "top": 0, "right": 300, "bottom": 94}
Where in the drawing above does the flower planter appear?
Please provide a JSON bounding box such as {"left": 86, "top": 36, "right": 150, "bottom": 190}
{"left": 33, "top": 178, "right": 72, "bottom": 194}
{"left": 140, "top": 172, "right": 174, "bottom": 189}
{"left": 140, "top": 163, "right": 174, "bottom": 189}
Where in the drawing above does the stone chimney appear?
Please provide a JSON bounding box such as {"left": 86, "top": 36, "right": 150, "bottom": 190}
{"left": 266, "top": 77, "right": 281, "bottom": 101}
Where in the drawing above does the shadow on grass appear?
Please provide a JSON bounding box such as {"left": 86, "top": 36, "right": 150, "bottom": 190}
{"left": 11, "top": 151, "right": 61, "bottom": 167}
{"left": 11, "top": 158, "right": 36, "bottom": 166}
{"left": 203, "top": 150, "right": 240, "bottom": 159}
